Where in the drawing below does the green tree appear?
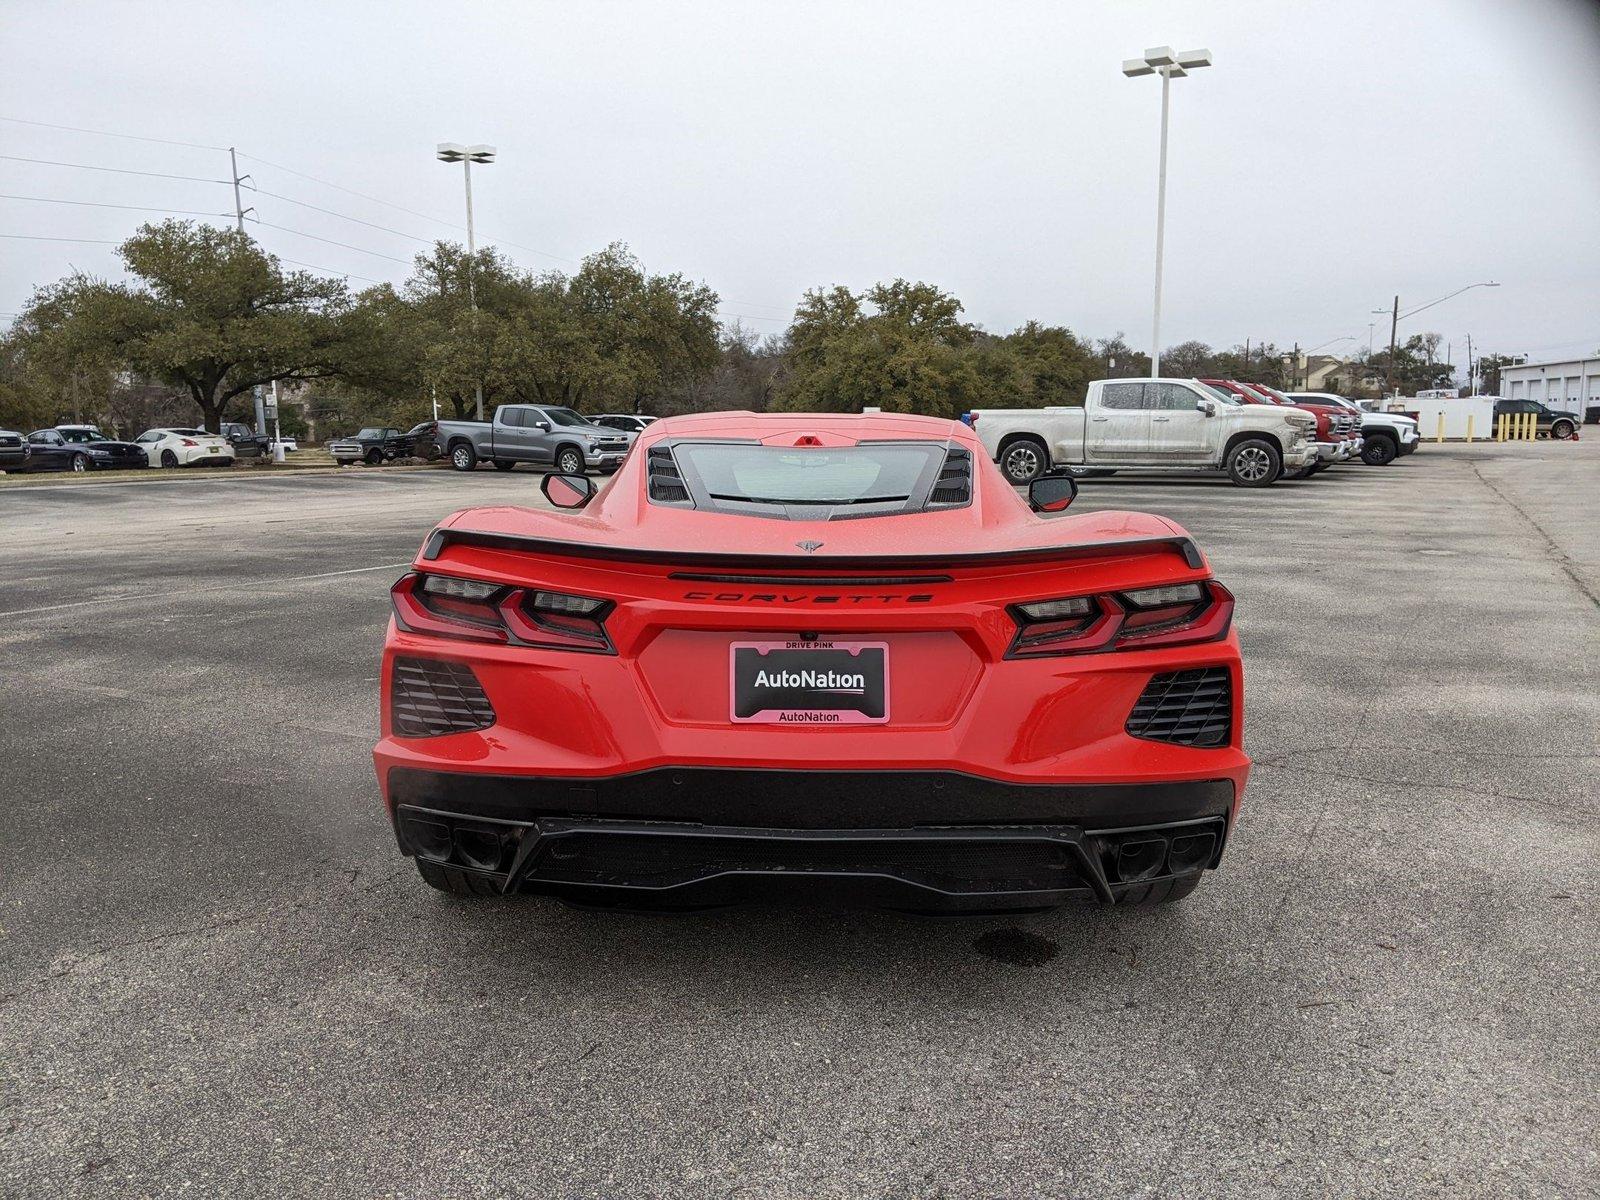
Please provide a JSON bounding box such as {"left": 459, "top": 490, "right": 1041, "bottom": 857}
{"left": 1000, "top": 322, "right": 1097, "bottom": 407}
{"left": 13, "top": 221, "right": 373, "bottom": 433}
{"left": 774, "top": 279, "right": 1003, "bottom": 418}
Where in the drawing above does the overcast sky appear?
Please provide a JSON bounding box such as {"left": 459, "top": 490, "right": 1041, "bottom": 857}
{"left": 3, "top": 0, "right": 1597, "bottom": 367}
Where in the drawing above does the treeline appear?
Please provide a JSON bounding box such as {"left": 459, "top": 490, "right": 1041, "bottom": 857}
{"left": 0, "top": 219, "right": 1454, "bottom": 438}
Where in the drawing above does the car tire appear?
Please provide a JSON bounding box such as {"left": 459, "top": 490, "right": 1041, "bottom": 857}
{"left": 415, "top": 858, "right": 503, "bottom": 897}
{"left": 160, "top": 449, "right": 178, "bottom": 468}
{"left": 1551, "top": 419, "right": 1576, "bottom": 440}
{"left": 556, "top": 446, "right": 585, "bottom": 475}
{"left": 450, "top": 443, "right": 477, "bottom": 471}
{"left": 364, "top": 448, "right": 384, "bottom": 466}
{"left": 493, "top": 459, "right": 516, "bottom": 471}
{"left": 999, "top": 437, "right": 1048, "bottom": 485}
{"left": 1361, "top": 434, "right": 1397, "bottom": 466}
{"left": 1226, "top": 438, "right": 1281, "bottom": 487}
{"left": 70, "top": 453, "right": 89, "bottom": 473}
{"left": 1116, "top": 874, "right": 1201, "bottom": 906}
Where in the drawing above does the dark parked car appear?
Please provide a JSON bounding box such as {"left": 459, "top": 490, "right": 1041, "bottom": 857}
{"left": 220, "top": 421, "right": 272, "bottom": 458}
{"left": 404, "top": 421, "right": 443, "bottom": 461}
{"left": 1493, "top": 399, "right": 1580, "bottom": 440}
{"left": 0, "top": 428, "right": 29, "bottom": 471}
{"left": 24, "top": 426, "right": 148, "bottom": 472}
{"left": 329, "top": 426, "right": 413, "bottom": 466}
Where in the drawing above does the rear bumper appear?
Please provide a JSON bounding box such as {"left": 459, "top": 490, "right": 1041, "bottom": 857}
{"left": 385, "top": 768, "right": 1235, "bottom": 910}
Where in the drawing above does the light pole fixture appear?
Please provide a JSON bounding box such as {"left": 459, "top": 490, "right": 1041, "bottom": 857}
{"left": 1123, "top": 46, "right": 1212, "bottom": 378}
{"left": 436, "top": 142, "right": 496, "bottom": 420}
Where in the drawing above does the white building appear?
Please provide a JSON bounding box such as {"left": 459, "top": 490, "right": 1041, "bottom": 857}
{"left": 1497, "top": 355, "right": 1599, "bottom": 417}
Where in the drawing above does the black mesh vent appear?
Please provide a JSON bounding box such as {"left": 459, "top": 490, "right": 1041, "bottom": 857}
{"left": 1126, "top": 668, "right": 1232, "bottom": 748}
{"left": 391, "top": 657, "right": 496, "bottom": 738}
{"left": 647, "top": 444, "right": 692, "bottom": 504}
{"left": 536, "top": 833, "right": 1078, "bottom": 894}
{"left": 928, "top": 446, "right": 973, "bottom": 508}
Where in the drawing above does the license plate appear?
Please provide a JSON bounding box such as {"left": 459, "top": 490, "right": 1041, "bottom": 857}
{"left": 730, "top": 640, "right": 889, "bottom": 724}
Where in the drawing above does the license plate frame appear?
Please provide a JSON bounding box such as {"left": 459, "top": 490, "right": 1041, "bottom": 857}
{"left": 729, "top": 640, "right": 890, "bottom": 725}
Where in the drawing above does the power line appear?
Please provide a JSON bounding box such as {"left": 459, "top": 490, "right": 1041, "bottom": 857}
{"left": 0, "top": 114, "right": 227, "bottom": 152}
{"left": 247, "top": 186, "right": 434, "bottom": 244}
{"left": 0, "top": 155, "right": 229, "bottom": 184}
{"left": 0, "top": 192, "right": 233, "bottom": 218}
{"left": 0, "top": 233, "right": 121, "bottom": 244}
{"left": 277, "top": 258, "right": 381, "bottom": 285}
{"left": 251, "top": 219, "right": 413, "bottom": 265}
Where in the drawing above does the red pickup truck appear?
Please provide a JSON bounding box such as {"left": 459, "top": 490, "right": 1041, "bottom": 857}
{"left": 1200, "top": 380, "right": 1361, "bottom": 477}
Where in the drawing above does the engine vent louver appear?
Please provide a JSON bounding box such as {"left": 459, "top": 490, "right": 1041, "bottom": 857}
{"left": 391, "top": 657, "right": 496, "bottom": 738}
{"left": 647, "top": 445, "right": 692, "bottom": 505}
{"left": 928, "top": 446, "right": 973, "bottom": 509}
{"left": 1125, "top": 668, "right": 1232, "bottom": 748}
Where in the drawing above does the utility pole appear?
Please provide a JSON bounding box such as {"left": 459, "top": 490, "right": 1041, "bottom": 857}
{"left": 1386, "top": 294, "right": 1399, "bottom": 399}
{"left": 1467, "top": 333, "right": 1475, "bottom": 396}
{"left": 1292, "top": 341, "right": 1301, "bottom": 389}
{"left": 228, "top": 148, "right": 254, "bottom": 232}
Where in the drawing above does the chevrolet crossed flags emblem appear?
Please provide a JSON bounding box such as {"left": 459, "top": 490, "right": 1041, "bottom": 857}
{"left": 795, "top": 540, "right": 824, "bottom": 553}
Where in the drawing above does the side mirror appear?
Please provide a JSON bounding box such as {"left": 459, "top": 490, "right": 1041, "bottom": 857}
{"left": 1196, "top": 398, "right": 1217, "bottom": 416}
{"left": 1028, "top": 475, "right": 1078, "bottom": 513}
{"left": 533, "top": 420, "right": 550, "bottom": 431}
{"left": 541, "top": 472, "right": 596, "bottom": 509}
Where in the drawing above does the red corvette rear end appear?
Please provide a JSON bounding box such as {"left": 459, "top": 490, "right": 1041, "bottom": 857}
{"left": 373, "top": 412, "right": 1250, "bottom": 912}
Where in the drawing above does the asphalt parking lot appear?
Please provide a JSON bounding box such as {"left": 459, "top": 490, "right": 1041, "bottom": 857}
{"left": 2, "top": 443, "right": 1596, "bottom": 1198}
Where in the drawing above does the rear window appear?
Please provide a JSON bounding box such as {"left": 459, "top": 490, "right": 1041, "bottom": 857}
{"left": 662, "top": 441, "right": 967, "bottom": 519}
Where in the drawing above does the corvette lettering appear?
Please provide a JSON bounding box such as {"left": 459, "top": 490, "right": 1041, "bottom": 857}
{"left": 684, "top": 591, "right": 934, "bottom": 604}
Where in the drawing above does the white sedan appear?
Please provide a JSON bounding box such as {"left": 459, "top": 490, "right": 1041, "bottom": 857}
{"left": 134, "top": 428, "right": 236, "bottom": 468}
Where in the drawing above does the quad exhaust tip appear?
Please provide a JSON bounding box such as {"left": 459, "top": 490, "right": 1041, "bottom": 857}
{"left": 1102, "top": 825, "right": 1220, "bottom": 884}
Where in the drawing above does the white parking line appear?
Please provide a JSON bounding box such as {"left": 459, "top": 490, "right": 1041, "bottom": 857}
{"left": 0, "top": 561, "right": 413, "bottom": 618}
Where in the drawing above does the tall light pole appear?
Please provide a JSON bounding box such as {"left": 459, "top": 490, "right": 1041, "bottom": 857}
{"left": 1123, "top": 46, "right": 1212, "bottom": 378}
{"left": 436, "top": 142, "right": 496, "bottom": 420}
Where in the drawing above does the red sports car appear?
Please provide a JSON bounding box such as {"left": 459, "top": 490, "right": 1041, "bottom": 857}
{"left": 373, "top": 411, "right": 1250, "bottom": 912}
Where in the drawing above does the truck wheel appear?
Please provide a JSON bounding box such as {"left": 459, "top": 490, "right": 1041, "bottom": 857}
{"left": 415, "top": 859, "right": 503, "bottom": 897}
{"left": 364, "top": 447, "right": 383, "bottom": 466}
{"left": 556, "top": 446, "right": 585, "bottom": 475}
{"left": 493, "top": 459, "right": 515, "bottom": 471}
{"left": 1361, "top": 434, "right": 1397, "bottom": 466}
{"left": 1551, "top": 419, "right": 1576, "bottom": 440}
{"left": 1116, "top": 874, "right": 1201, "bottom": 906}
{"left": 999, "top": 438, "right": 1048, "bottom": 485}
{"left": 449, "top": 442, "right": 477, "bottom": 471}
{"left": 1226, "top": 439, "right": 1281, "bottom": 487}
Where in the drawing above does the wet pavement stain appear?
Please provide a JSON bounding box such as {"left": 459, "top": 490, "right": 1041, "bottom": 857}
{"left": 973, "top": 927, "right": 1059, "bottom": 967}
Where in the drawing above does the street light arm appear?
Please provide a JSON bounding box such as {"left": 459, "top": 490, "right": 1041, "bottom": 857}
{"left": 1398, "top": 281, "right": 1498, "bottom": 322}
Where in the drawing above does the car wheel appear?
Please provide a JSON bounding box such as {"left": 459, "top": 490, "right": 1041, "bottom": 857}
{"left": 364, "top": 447, "right": 383, "bottom": 466}
{"left": 493, "top": 459, "right": 516, "bottom": 471}
{"left": 1551, "top": 419, "right": 1576, "bottom": 440}
{"left": 1226, "top": 439, "right": 1281, "bottom": 487}
{"left": 1361, "top": 434, "right": 1397, "bottom": 466}
{"left": 415, "top": 858, "right": 503, "bottom": 897}
{"left": 70, "top": 453, "right": 89, "bottom": 473}
{"left": 1000, "top": 438, "right": 1047, "bottom": 485}
{"left": 450, "top": 443, "right": 477, "bottom": 471}
{"left": 1115, "top": 874, "right": 1201, "bottom": 906}
{"left": 556, "top": 447, "right": 585, "bottom": 475}
{"left": 160, "top": 449, "right": 179, "bottom": 468}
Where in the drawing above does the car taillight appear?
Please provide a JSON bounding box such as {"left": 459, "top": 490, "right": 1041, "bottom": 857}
{"left": 1008, "top": 581, "right": 1233, "bottom": 657}
{"left": 390, "top": 573, "right": 614, "bottom": 653}
{"left": 180, "top": 438, "right": 199, "bottom": 446}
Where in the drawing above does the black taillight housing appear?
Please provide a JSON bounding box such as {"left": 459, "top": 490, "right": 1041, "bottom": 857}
{"left": 391, "top": 573, "right": 615, "bottom": 653}
{"left": 1007, "top": 581, "right": 1234, "bottom": 658}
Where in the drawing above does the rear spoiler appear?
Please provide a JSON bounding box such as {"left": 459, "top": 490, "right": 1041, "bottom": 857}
{"left": 422, "top": 528, "right": 1205, "bottom": 571}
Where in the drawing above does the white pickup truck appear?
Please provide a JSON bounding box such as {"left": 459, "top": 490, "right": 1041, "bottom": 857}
{"left": 971, "top": 378, "right": 1318, "bottom": 488}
